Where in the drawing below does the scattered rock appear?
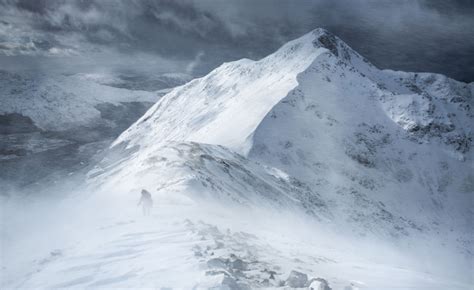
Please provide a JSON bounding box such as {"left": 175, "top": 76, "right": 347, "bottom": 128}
{"left": 263, "top": 268, "right": 277, "bottom": 280}
{"left": 285, "top": 270, "right": 308, "bottom": 288}
{"left": 230, "top": 257, "right": 248, "bottom": 271}
{"left": 204, "top": 272, "right": 250, "bottom": 290}
{"left": 220, "top": 275, "right": 239, "bottom": 289}
{"left": 207, "top": 258, "right": 228, "bottom": 269}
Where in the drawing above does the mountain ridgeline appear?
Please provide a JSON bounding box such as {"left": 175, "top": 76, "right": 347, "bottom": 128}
{"left": 94, "top": 28, "right": 472, "bottom": 240}
{"left": 83, "top": 29, "right": 473, "bottom": 287}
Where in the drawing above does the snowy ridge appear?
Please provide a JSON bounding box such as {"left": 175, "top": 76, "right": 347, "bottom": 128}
{"left": 85, "top": 29, "right": 474, "bottom": 287}
{"left": 113, "top": 28, "right": 363, "bottom": 154}
{"left": 107, "top": 27, "right": 472, "bottom": 239}
{"left": 91, "top": 28, "right": 472, "bottom": 287}
{"left": 91, "top": 142, "right": 330, "bottom": 219}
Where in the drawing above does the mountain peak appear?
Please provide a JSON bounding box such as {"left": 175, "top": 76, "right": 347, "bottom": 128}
{"left": 277, "top": 28, "right": 358, "bottom": 65}
{"left": 310, "top": 28, "right": 360, "bottom": 64}
{"left": 310, "top": 28, "right": 341, "bottom": 55}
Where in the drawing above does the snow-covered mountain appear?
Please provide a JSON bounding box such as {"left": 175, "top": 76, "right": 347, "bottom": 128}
{"left": 2, "top": 29, "right": 472, "bottom": 289}
{"left": 0, "top": 71, "right": 167, "bottom": 188}
{"left": 101, "top": 28, "right": 472, "bottom": 240}
{"left": 0, "top": 71, "right": 160, "bottom": 133}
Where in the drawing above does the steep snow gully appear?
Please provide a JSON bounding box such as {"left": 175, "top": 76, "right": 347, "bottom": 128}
{"left": 2, "top": 28, "right": 473, "bottom": 289}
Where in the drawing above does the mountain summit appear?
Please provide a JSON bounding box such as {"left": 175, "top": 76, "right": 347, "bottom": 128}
{"left": 112, "top": 28, "right": 374, "bottom": 155}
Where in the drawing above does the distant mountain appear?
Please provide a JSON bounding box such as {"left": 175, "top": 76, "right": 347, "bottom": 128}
{"left": 74, "top": 72, "right": 193, "bottom": 92}
{"left": 0, "top": 71, "right": 187, "bottom": 188}
{"left": 3, "top": 29, "right": 472, "bottom": 289}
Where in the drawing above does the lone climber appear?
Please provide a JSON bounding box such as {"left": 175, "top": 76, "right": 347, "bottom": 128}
{"left": 137, "top": 189, "right": 153, "bottom": 216}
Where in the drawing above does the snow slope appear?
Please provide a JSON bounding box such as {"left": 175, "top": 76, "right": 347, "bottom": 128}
{"left": 113, "top": 30, "right": 336, "bottom": 154}
{"left": 3, "top": 187, "right": 469, "bottom": 289}
{"left": 2, "top": 28, "right": 473, "bottom": 289}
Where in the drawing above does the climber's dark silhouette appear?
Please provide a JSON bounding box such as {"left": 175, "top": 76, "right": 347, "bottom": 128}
{"left": 137, "top": 189, "right": 153, "bottom": 216}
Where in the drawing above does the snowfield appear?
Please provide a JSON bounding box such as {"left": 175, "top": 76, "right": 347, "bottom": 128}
{"left": 1, "top": 28, "right": 473, "bottom": 289}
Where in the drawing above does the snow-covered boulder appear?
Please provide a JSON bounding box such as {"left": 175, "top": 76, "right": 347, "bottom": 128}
{"left": 308, "top": 277, "right": 332, "bottom": 290}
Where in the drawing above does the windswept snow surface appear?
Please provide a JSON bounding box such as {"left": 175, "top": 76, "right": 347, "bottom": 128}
{"left": 2, "top": 29, "right": 473, "bottom": 289}
{"left": 2, "top": 185, "right": 470, "bottom": 289}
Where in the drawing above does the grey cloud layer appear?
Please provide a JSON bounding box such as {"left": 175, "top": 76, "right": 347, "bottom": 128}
{"left": 1, "top": 0, "right": 473, "bottom": 81}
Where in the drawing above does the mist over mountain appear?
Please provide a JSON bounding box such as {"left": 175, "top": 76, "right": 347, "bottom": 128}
{"left": 0, "top": 70, "right": 191, "bottom": 190}
{"left": 0, "top": 2, "right": 473, "bottom": 290}
{"left": 1, "top": 0, "right": 473, "bottom": 81}
{"left": 2, "top": 27, "right": 473, "bottom": 289}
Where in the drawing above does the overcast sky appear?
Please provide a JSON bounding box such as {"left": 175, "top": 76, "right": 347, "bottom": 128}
{"left": 1, "top": 0, "right": 473, "bottom": 82}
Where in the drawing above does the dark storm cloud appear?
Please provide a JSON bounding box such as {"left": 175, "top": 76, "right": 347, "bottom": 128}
{"left": 0, "top": 0, "right": 473, "bottom": 81}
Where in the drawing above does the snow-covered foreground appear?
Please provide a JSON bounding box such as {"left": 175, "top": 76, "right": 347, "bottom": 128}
{"left": 2, "top": 188, "right": 471, "bottom": 290}
{"left": 1, "top": 28, "right": 473, "bottom": 289}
